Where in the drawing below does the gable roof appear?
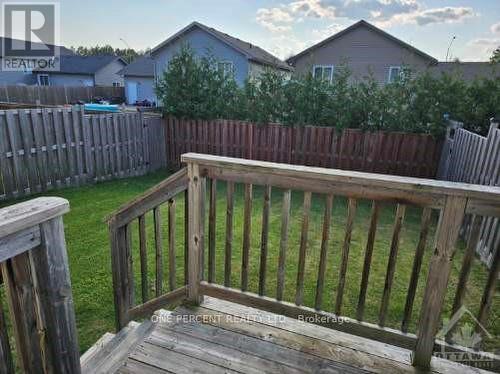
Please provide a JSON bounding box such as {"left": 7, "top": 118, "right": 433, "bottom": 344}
{"left": 287, "top": 20, "right": 437, "bottom": 65}
{"left": 119, "top": 55, "right": 154, "bottom": 77}
{"left": 0, "top": 36, "right": 74, "bottom": 57}
{"left": 36, "top": 55, "right": 127, "bottom": 74}
{"left": 151, "top": 21, "right": 292, "bottom": 71}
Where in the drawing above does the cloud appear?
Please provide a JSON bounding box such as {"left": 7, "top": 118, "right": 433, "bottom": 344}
{"left": 255, "top": 1, "right": 478, "bottom": 32}
{"left": 267, "top": 34, "right": 311, "bottom": 59}
{"left": 491, "top": 22, "right": 500, "bottom": 34}
{"left": 412, "top": 7, "right": 475, "bottom": 26}
{"left": 311, "top": 23, "right": 343, "bottom": 41}
{"left": 256, "top": 7, "right": 294, "bottom": 32}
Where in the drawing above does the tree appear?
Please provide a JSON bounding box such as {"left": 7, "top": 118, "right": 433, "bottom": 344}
{"left": 70, "top": 44, "right": 143, "bottom": 63}
{"left": 491, "top": 47, "right": 500, "bottom": 63}
{"left": 155, "top": 44, "right": 239, "bottom": 119}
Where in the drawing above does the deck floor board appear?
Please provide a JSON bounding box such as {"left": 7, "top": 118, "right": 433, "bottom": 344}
{"left": 113, "top": 297, "right": 490, "bottom": 374}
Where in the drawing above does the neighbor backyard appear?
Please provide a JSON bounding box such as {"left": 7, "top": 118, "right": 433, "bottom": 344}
{"left": 1, "top": 170, "right": 497, "bottom": 354}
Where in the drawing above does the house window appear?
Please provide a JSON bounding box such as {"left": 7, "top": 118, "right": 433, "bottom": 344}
{"left": 37, "top": 74, "right": 50, "bottom": 86}
{"left": 313, "top": 65, "right": 334, "bottom": 83}
{"left": 217, "top": 61, "right": 234, "bottom": 77}
{"left": 388, "top": 66, "right": 402, "bottom": 83}
{"left": 112, "top": 82, "right": 121, "bottom": 87}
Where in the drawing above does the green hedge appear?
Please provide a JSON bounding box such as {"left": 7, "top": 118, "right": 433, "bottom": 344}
{"left": 156, "top": 45, "right": 500, "bottom": 136}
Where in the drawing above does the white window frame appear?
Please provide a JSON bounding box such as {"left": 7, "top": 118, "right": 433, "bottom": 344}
{"left": 312, "top": 65, "right": 334, "bottom": 83}
{"left": 112, "top": 82, "right": 121, "bottom": 87}
{"left": 37, "top": 74, "right": 50, "bottom": 86}
{"left": 218, "top": 61, "right": 234, "bottom": 77}
{"left": 388, "top": 66, "right": 402, "bottom": 83}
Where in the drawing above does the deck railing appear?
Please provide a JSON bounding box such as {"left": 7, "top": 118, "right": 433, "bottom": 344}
{"left": 0, "top": 197, "right": 80, "bottom": 373}
{"left": 108, "top": 153, "right": 500, "bottom": 370}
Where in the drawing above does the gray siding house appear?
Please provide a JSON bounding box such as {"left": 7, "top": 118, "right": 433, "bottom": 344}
{"left": 119, "top": 55, "right": 156, "bottom": 104}
{"left": 287, "top": 20, "right": 499, "bottom": 84}
{"left": 151, "top": 22, "right": 292, "bottom": 88}
{"left": 0, "top": 37, "right": 74, "bottom": 85}
{"left": 35, "top": 55, "right": 127, "bottom": 87}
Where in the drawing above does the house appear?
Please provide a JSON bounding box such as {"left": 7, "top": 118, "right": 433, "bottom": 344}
{"left": 151, "top": 21, "right": 293, "bottom": 88}
{"left": 34, "top": 55, "right": 127, "bottom": 87}
{"left": 119, "top": 55, "right": 156, "bottom": 105}
{"left": 0, "top": 37, "right": 74, "bottom": 85}
{"left": 287, "top": 20, "right": 499, "bottom": 84}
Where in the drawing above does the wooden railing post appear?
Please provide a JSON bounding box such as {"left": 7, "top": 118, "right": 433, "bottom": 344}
{"left": 31, "top": 215, "right": 81, "bottom": 373}
{"left": 0, "top": 197, "right": 80, "bottom": 374}
{"left": 412, "top": 196, "right": 467, "bottom": 368}
{"left": 109, "top": 222, "right": 134, "bottom": 331}
{"left": 187, "top": 162, "right": 204, "bottom": 304}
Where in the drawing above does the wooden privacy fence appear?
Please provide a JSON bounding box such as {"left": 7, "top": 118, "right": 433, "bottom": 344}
{"left": 0, "top": 107, "right": 166, "bottom": 200}
{"left": 165, "top": 117, "right": 442, "bottom": 178}
{"left": 438, "top": 120, "right": 500, "bottom": 267}
{"left": 0, "top": 85, "right": 125, "bottom": 106}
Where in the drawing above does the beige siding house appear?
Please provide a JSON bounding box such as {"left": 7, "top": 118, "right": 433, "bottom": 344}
{"left": 287, "top": 20, "right": 499, "bottom": 84}
{"left": 287, "top": 20, "right": 437, "bottom": 84}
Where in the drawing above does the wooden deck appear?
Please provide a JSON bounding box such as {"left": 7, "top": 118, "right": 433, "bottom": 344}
{"left": 81, "top": 297, "right": 491, "bottom": 374}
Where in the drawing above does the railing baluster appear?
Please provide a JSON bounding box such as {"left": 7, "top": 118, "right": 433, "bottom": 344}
{"left": 475, "top": 235, "right": 500, "bottom": 335}
{"left": 356, "top": 201, "right": 380, "bottom": 321}
{"left": 241, "top": 184, "right": 253, "bottom": 291}
{"left": 168, "top": 199, "right": 176, "bottom": 291}
{"left": 138, "top": 214, "right": 148, "bottom": 303}
{"left": 335, "top": 198, "right": 357, "bottom": 315}
{"left": 401, "top": 207, "right": 432, "bottom": 333}
{"left": 224, "top": 182, "right": 235, "bottom": 287}
{"left": 379, "top": 204, "right": 406, "bottom": 327}
{"left": 413, "top": 196, "right": 467, "bottom": 369}
{"left": 277, "top": 189, "right": 291, "bottom": 301}
{"left": 295, "top": 191, "right": 312, "bottom": 306}
{"left": 258, "top": 185, "right": 271, "bottom": 296}
{"left": 184, "top": 190, "right": 189, "bottom": 285}
{"left": 208, "top": 179, "right": 217, "bottom": 283}
{"left": 154, "top": 207, "right": 163, "bottom": 297}
{"left": 315, "top": 194, "right": 333, "bottom": 310}
{"left": 452, "top": 215, "right": 482, "bottom": 319}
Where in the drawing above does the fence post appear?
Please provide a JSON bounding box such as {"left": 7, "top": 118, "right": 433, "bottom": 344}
{"left": 412, "top": 195, "right": 467, "bottom": 368}
{"left": 186, "top": 161, "right": 204, "bottom": 304}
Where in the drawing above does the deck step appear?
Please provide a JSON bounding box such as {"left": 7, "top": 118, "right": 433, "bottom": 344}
{"left": 81, "top": 320, "right": 154, "bottom": 374}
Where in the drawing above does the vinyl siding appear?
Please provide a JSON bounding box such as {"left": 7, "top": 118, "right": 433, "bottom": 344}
{"left": 291, "top": 25, "right": 432, "bottom": 85}
{"left": 125, "top": 76, "right": 156, "bottom": 103}
{"left": 46, "top": 73, "right": 94, "bottom": 86}
{"left": 95, "top": 59, "right": 126, "bottom": 86}
{"left": 152, "top": 27, "right": 249, "bottom": 86}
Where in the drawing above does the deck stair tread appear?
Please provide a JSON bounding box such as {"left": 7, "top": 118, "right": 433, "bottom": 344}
{"left": 81, "top": 320, "right": 153, "bottom": 374}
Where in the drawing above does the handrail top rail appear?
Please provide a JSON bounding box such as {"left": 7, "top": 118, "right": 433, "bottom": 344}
{"left": 0, "top": 197, "right": 69, "bottom": 238}
{"left": 107, "top": 168, "right": 188, "bottom": 227}
{"left": 181, "top": 153, "right": 500, "bottom": 203}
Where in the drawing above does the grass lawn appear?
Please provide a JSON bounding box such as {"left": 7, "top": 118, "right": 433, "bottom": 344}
{"left": 1, "top": 171, "right": 498, "bottom": 354}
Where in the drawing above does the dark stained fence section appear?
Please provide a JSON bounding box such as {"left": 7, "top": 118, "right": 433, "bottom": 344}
{"left": 165, "top": 116, "right": 442, "bottom": 178}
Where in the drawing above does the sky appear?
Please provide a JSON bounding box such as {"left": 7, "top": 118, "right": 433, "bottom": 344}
{"left": 47, "top": 0, "right": 500, "bottom": 61}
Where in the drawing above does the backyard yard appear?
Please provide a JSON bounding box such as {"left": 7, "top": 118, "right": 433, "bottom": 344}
{"left": 1, "top": 170, "right": 498, "bottom": 354}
